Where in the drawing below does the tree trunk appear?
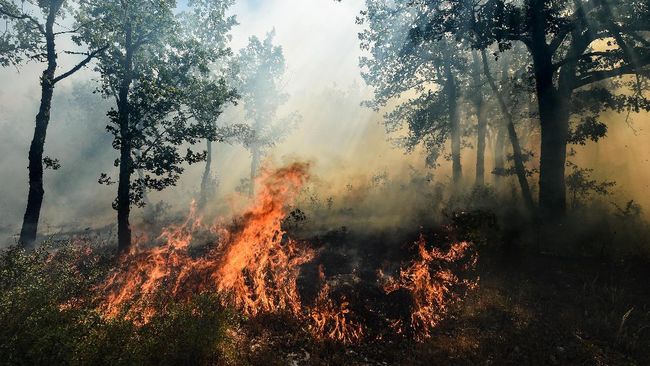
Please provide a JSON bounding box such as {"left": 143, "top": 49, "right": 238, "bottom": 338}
{"left": 532, "top": 58, "right": 570, "bottom": 220}
{"left": 493, "top": 125, "right": 506, "bottom": 188}
{"left": 537, "top": 89, "right": 570, "bottom": 220}
{"left": 249, "top": 145, "right": 260, "bottom": 197}
{"left": 198, "top": 139, "right": 213, "bottom": 209}
{"left": 19, "top": 5, "right": 59, "bottom": 248}
{"left": 470, "top": 50, "right": 487, "bottom": 186}
{"left": 117, "top": 22, "right": 135, "bottom": 254}
{"left": 443, "top": 53, "right": 462, "bottom": 185}
{"left": 481, "top": 50, "right": 536, "bottom": 213}
{"left": 529, "top": 0, "right": 569, "bottom": 220}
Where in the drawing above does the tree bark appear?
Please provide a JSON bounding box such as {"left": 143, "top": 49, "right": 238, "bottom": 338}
{"left": 19, "top": 3, "right": 60, "bottom": 247}
{"left": 117, "top": 22, "right": 135, "bottom": 254}
{"left": 249, "top": 145, "right": 260, "bottom": 197}
{"left": 531, "top": 52, "right": 570, "bottom": 220}
{"left": 443, "top": 52, "right": 462, "bottom": 185}
{"left": 470, "top": 50, "right": 487, "bottom": 186}
{"left": 198, "top": 138, "right": 213, "bottom": 209}
{"left": 493, "top": 125, "right": 506, "bottom": 188}
{"left": 481, "top": 50, "right": 536, "bottom": 213}
{"left": 528, "top": 0, "right": 569, "bottom": 219}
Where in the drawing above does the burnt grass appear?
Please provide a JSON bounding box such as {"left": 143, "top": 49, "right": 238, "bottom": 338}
{"left": 2, "top": 214, "right": 649, "bottom": 365}
{"left": 238, "top": 224, "right": 650, "bottom": 365}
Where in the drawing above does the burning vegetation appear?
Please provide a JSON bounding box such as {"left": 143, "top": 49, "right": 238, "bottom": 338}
{"left": 97, "top": 163, "right": 478, "bottom": 343}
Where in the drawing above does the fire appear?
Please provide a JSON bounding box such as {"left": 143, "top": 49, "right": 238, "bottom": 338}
{"left": 214, "top": 162, "right": 314, "bottom": 316}
{"left": 97, "top": 162, "right": 478, "bottom": 343}
{"left": 309, "top": 266, "right": 364, "bottom": 344}
{"left": 380, "top": 235, "right": 478, "bottom": 340}
{"left": 99, "top": 162, "right": 314, "bottom": 321}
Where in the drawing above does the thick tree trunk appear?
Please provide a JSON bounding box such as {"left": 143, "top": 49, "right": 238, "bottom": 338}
{"left": 532, "top": 58, "right": 570, "bottom": 220}
{"left": 249, "top": 145, "right": 260, "bottom": 197}
{"left": 198, "top": 139, "right": 213, "bottom": 209}
{"left": 529, "top": 0, "right": 569, "bottom": 220}
{"left": 443, "top": 56, "right": 462, "bottom": 185}
{"left": 481, "top": 50, "right": 536, "bottom": 213}
{"left": 117, "top": 23, "right": 135, "bottom": 254}
{"left": 19, "top": 6, "right": 59, "bottom": 248}
{"left": 537, "top": 87, "right": 570, "bottom": 219}
{"left": 470, "top": 50, "right": 487, "bottom": 186}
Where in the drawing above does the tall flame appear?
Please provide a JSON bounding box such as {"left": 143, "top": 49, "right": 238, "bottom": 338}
{"left": 214, "top": 162, "right": 314, "bottom": 316}
{"left": 99, "top": 162, "right": 313, "bottom": 321}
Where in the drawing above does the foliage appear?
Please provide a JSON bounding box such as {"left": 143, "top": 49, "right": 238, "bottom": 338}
{"left": 358, "top": 1, "right": 468, "bottom": 167}
{"left": 77, "top": 0, "right": 238, "bottom": 207}
{"left": 0, "top": 243, "right": 237, "bottom": 366}
{"left": 0, "top": 243, "right": 108, "bottom": 365}
{"left": 232, "top": 30, "right": 298, "bottom": 155}
{"left": 565, "top": 161, "right": 616, "bottom": 208}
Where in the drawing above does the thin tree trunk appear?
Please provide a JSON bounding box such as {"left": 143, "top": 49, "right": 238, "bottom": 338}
{"left": 493, "top": 125, "right": 506, "bottom": 188}
{"left": 443, "top": 52, "right": 462, "bottom": 185}
{"left": 19, "top": 4, "right": 60, "bottom": 247}
{"left": 198, "top": 139, "right": 213, "bottom": 209}
{"left": 249, "top": 145, "right": 260, "bottom": 197}
{"left": 117, "top": 22, "right": 134, "bottom": 255}
{"left": 470, "top": 50, "right": 487, "bottom": 186}
{"left": 481, "top": 50, "right": 536, "bottom": 213}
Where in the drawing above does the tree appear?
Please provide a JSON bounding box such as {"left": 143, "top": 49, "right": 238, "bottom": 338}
{"left": 0, "top": 0, "right": 106, "bottom": 247}
{"left": 78, "top": 0, "right": 234, "bottom": 253}
{"left": 413, "top": 0, "right": 650, "bottom": 219}
{"left": 177, "top": 0, "right": 251, "bottom": 210}
{"left": 469, "top": 50, "right": 489, "bottom": 186}
{"left": 358, "top": 1, "right": 467, "bottom": 185}
{"left": 232, "top": 30, "right": 298, "bottom": 196}
{"left": 480, "top": 48, "right": 536, "bottom": 212}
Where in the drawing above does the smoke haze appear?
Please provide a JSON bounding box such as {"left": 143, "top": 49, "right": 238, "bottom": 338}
{"left": 1, "top": 0, "right": 649, "bottom": 243}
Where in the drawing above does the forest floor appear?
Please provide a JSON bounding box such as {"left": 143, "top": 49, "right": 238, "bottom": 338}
{"left": 239, "top": 251, "right": 650, "bottom": 365}
{"left": 2, "top": 223, "right": 649, "bottom": 365}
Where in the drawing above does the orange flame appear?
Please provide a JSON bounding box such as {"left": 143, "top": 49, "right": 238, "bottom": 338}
{"left": 214, "top": 162, "right": 314, "bottom": 316}
{"left": 309, "top": 266, "right": 364, "bottom": 344}
{"left": 98, "top": 162, "right": 477, "bottom": 343}
{"left": 380, "top": 235, "right": 478, "bottom": 340}
{"left": 99, "top": 162, "right": 314, "bottom": 322}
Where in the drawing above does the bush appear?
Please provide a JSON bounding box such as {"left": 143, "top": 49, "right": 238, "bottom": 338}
{"left": 0, "top": 244, "right": 237, "bottom": 366}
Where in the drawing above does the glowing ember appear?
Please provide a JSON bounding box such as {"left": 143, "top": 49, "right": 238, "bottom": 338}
{"left": 380, "top": 235, "right": 478, "bottom": 340}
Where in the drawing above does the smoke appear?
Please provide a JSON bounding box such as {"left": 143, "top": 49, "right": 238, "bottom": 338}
{"left": 1, "top": 0, "right": 649, "bottom": 245}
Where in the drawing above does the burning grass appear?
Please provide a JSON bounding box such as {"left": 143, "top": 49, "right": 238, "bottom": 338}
{"left": 96, "top": 162, "right": 478, "bottom": 344}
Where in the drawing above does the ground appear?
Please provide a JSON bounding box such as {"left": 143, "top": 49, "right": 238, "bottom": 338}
{"left": 240, "top": 251, "right": 650, "bottom": 365}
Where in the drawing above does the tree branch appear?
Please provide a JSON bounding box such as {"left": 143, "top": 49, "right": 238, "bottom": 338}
{"left": 53, "top": 45, "right": 108, "bottom": 84}
{"left": 573, "top": 63, "right": 650, "bottom": 89}
{"left": 0, "top": 7, "right": 45, "bottom": 35}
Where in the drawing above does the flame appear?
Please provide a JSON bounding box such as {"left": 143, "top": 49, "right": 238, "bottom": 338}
{"left": 97, "top": 162, "right": 477, "bottom": 343}
{"left": 99, "top": 162, "right": 314, "bottom": 322}
{"left": 214, "top": 162, "right": 314, "bottom": 316}
{"left": 309, "top": 266, "right": 364, "bottom": 344}
{"left": 380, "top": 235, "right": 478, "bottom": 340}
